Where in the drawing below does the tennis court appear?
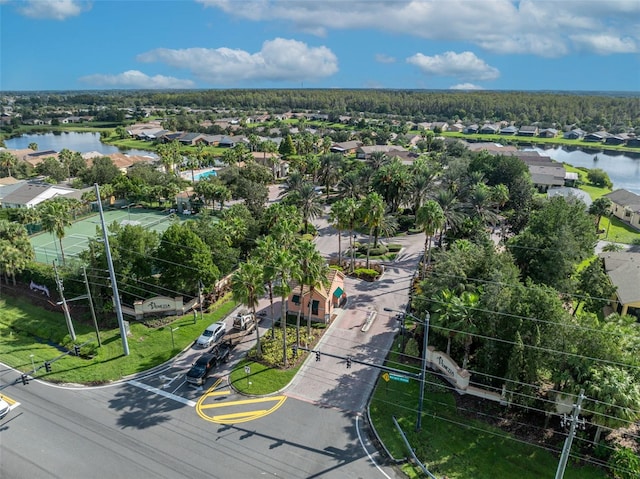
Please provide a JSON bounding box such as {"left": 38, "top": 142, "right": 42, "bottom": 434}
{"left": 30, "top": 208, "right": 181, "bottom": 264}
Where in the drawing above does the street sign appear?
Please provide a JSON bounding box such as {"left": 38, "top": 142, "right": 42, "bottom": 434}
{"left": 389, "top": 373, "right": 409, "bottom": 383}
{"left": 244, "top": 365, "right": 251, "bottom": 374}
{"left": 381, "top": 372, "right": 390, "bottom": 382}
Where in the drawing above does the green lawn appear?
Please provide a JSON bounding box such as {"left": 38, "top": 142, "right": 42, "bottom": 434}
{"left": 368, "top": 347, "right": 608, "bottom": 479}
{"left": 0, "top": 294, "right": 237, "bottom": 384}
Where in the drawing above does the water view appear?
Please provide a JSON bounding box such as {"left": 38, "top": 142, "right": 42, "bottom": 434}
{"left": 3, "top": 131, "right": 157, "bottom": 158}
{"left": 524, "top": 146, "right": 640, "bottom": 194}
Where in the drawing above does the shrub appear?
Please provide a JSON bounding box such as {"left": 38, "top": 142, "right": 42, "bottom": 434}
{"left": 353, "top": 268, "right": 380, "bottom": 281}
{"left": 396, "top": 214, "right": 415, "bottom": 232}
{"left": 609, "top": 446, "right": 640, "bottom": 479}
{"left": 387, "top": 243, "right": 402, "bottom": 252}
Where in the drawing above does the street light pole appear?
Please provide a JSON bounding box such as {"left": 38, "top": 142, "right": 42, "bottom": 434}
{"left": 384, "top": 307, "right": 430, "bottom": 431}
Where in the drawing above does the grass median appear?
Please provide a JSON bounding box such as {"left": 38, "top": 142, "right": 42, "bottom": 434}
{"left": 0, "top": 293, "right": 237, "bottom": 384}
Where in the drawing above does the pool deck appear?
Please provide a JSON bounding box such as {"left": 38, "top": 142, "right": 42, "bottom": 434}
{"left": 180, "top": 167, "right": 219, "bottom": 181}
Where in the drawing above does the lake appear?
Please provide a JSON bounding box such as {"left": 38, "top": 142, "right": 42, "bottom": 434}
{"left": 3, "top": 132, "right": 157, "bottom": 158}
{"left": 524, "top": 146, "right": 640, "bottom": 194}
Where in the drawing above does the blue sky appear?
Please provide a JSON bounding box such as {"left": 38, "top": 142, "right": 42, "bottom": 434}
{"left": 1, "top": 0, "right": 639, "bottom": 92}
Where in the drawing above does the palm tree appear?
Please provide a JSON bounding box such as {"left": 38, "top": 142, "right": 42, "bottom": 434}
{"left": 36, "top": 197, "right": 74, "bottom": 264}
{"left": 368, "top": 151, "right": 388, "bottom": 170}
{"left": 272, "top": 249, "right": 300, "bottom": 368}
{"left": 434, "top": 188, "right": 463, "bottom": 243}
{"left": 305, "top": 260, "right": 330, "bottom": 343}
{"left": 292, "top": 240, "right": 323, "bottom": 350}
{"left": 463, "top": 184, "right": 500, "bottom": 228}
{"left": 28, "top": 142, "right": 38, "bottom": 151}
{"left": 329, "top": 199, "right": 351, "bottom": 266}
{"left": 341, "top": 197, "right": 360, "bottom": 273}
{"left": 157, "top": 140, "right": 182, "bottom": 175}
{"left": 337, "top": 170, "right": 365, "bottom": 200}
{"left": 0, "top": 221, "right": 34, "bottom": 293}
{"left": 0, "top": 151, "right": 17, "bottom": 178}
{"left": 361, "top": 192, "right": 386, "bottom": 269}
{"left": 231, "top": 260, "right": 266, "bottom": 357}
{"left": 295, "top": 183, "right": 323, "bottom": 234}
{"left": 279, "top": 171, "right": 305, "bottom": 199}
{"left": 588, "top": 197, "right": 612, "bottom": 233}
{"left": 255, "top": 236, "right": 279, "bottom": 339}
{"left": 416, "top": 200, "right": 445, "bottom": 274}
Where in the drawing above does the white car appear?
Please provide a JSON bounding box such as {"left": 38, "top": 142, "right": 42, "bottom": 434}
{"left": 0, "top": 396, "right": 10, "bottom": 420}
{"left": 196, "top": 322, "right": 226, "bottom": 348}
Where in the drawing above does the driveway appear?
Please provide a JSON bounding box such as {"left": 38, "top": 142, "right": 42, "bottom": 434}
{"left": 284, "top": 212, "right": 426, "bottom": 412}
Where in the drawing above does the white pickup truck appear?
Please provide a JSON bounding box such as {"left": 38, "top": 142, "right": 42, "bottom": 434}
{"left": 232, "top": 312, "right": 256, "bottom": 332}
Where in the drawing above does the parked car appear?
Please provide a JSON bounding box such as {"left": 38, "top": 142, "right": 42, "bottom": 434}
{"left": 196, "top": 322, "right": 226, "bottom": 348}
{"left": 0, "top": 395, "right": 10, "bottom": 420}
{"left": 232, "top": 312, "right": 256, "bottom": 332}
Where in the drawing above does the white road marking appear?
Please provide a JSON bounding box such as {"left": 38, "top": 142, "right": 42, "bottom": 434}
{"left": 356, "top": 414, "right": 392, "bottom": 479}
{"left": 128, "top": 380, "right": 196, "bottom": 407}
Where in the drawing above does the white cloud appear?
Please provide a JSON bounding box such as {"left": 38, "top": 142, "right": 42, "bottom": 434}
{"left": 407, "top": 51, "right": 499, "bottom": 81}
{"left": 450, "top": 83, "right": 484, "bottom": 90}
{"left": 375, "top": 54, "right": 396, "bottom": 64}
{"left": 570, "top": 34, "right": 638, "bottom": 55}
{"left": 137, "top": 38, "right": 338, "bottom": 84}
{"left": 79, "top": 70, "right": 195, "bottom": 89}
{"left": 197, "top": 0, "right": 640, "bottom": 57}
{"left": 17, "top": 0, "right": 87, "bottom": 20}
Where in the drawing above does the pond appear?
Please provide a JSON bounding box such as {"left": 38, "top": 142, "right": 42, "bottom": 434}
{"left": 3, "top": 132, "right": 157, "bottom": 158}
{"left": 523, "top": 146, "right": 640, "bottom": 194}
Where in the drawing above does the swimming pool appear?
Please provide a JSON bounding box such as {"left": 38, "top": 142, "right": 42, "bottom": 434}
{"left": 193, "top": 170, "right": 218, "bottom": 181}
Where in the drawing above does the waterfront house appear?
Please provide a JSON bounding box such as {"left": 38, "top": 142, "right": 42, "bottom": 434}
{"left": 517, "top": 125, "right": 539, "bottom": 137}
{"left": 479, "top": 124, "right": 500, "bottom": 135}
{"left": 499, "top": 125, "right": 519, "bottom": 135}
{"left": 539, "top": 128, "right": 558, "bottom": 138}
{"left": 563, "top": 128, "right": 586, "bottom": 140}
{"left": 604, "top": 189, "right": 640, "bottom": 230}
{"left": 584, "top": 131, "right": 611, "bottom": 142}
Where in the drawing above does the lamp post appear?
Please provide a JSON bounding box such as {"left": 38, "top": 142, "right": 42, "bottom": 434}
{"left": 384, "top": 307, "right": 431, "bottom": 431}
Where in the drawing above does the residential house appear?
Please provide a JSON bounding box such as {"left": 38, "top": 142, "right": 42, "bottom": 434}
{"left": 539, "top": 128, "right": 558, "bottom": 138}
{"left": 0, "top": 177, "right": 26, "bottom": 207}
{"left": 106, "top": 153, "right": 156, "bottom": 174}
{"left": 499, "top": 125, "right": 519, "bottom": 135}
{"left": 449, "top": 122, "right": 464, "bottom": 132}
{"left": 479, "top": 124, "right": 500, "bottom": 135}
{"left": 287, "top": 269, "right": 346, "bottom": 324}
{"left": 604, "top": 189, "right": 640, "bottom": 229}
{"left": 250, "top": 151, "right": 288, "bottom": 178}
{"left": 330, "top": 140, "right": 362, "bottom": 155}
{"left": 517, "top": 125, "right": 539, "bottom": 137}
{"left": 563, "top": 128, "right": 586, "bottom": 140}
{"left": 22, "top": 150, "right": 59, "bottom": 168}
{"left": 431, "top": 122, "right": 449, "bottom": 132}
{"left": 355, "top": 145, "right": 407, "bottom": 160}
{"left": 465, "top": 142, "right": 518, "bottom": 155}
{"left": 218, "top": 136, "right": 238, "bottom": 148}
{"left": 604, "top": 133, "right": 631, "bottom": 146}
{"left": 509, "top": 151, "right": 566, "bottom": 192}
{"left": 1, "top": 182, "right": 82, "bottom": 209}
{"left": 178, "top": 133, "right": 205, "bottom": 146}
{"left": 463, "top": 124, "right": 479, "bottom": 134}
{"left": 627, "top": 137, "right": 640, "bottom": 148}
{"left": 584, "top": 131, "right": 611, "bottom": 142}
{"left": 598, "top": 251, "right": 640, "bottom": 317}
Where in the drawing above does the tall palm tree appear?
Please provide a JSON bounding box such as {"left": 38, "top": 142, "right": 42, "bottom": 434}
{"left": 368, "top": 151, "right": 388, "bottom": 170}
{"left": 361, "top": 192, "right": 386, "bottom": 269}
{"left": 292, "top": 240, "right": 322, "bottom": 350}
{"left": 463, "top": 184, "right": 500, "bottom": 228}
{"left": 36, "top": 197, "right": 74, "bottom": 264}
{"left": 255, "top": 236, "right": 279, "bottom": 339}
{"left": 305, "top": 260, "right": 330, "bottom": 343}
{"left": 329, "top": 198, "right": 351, "bottom": 266}
{"left": 279, "top": 171, "right": 305, "bottom": 198}
{"left": 231, "top": 260, "right": 266, "bottom": 357}
{"left": 434, "top": 188, "right": 463, "bottom": 243}
{"left": 416, "top": 200, "right": 445, "bottom": 274}
{"left": 341, "top": 197, "right": 361, "bottom": 273}
{"left": 272, "top": 249, "right": 300, "bottom": 368}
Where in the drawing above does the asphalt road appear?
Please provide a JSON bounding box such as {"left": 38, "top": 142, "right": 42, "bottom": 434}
{"left": 0, "top": 198, "right": 423, "bottom": 479}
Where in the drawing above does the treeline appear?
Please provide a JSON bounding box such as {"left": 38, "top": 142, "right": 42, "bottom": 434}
{"left": 7, "top": 89, "right": 640, "bottom": 130}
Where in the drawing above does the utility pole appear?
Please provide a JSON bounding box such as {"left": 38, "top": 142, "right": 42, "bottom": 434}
{"left": 95, "top": 183, "right": 130, "bottom": 356}
{"left": 53, "top": 260, "right": 76, "bottom": 341}
{"left": 555, "top": 389, "right": 585, "bottom": 479}
{"left": 384, "top": 307, "right": 430, "bottom": 431}
{"left": 82, "top": 267, "right": 101, "bottom": 347}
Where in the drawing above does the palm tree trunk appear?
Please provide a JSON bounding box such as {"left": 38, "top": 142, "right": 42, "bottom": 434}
{"left": 268, "top": 283, "right": 275, "bottom": 339}
{"left": 366, "top": 227, "right": 374, "bottom": 269}
{"left": 59, "top": 237, "right": 66, "bottom": 265}
{"left": 281, "top": 294, "right": 288, "bottom": 368}
{"left": 337, "top": 228, "right": 342, "bottom": 266}
{"left": 295, "top": 284, "right": 304, "bottom": 353}
{"left": 306, "top": 286, "right": 316, "bottom": 344}
{"left": 252, "top": 305, "right": 262, "bottom": 357}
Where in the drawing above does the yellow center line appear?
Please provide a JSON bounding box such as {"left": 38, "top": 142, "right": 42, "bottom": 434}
{"left": 213, "top": 410, "right": 268, "bottom": 420}
{"left": 206, "top": 389, "right": 231, "bottom": 396}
